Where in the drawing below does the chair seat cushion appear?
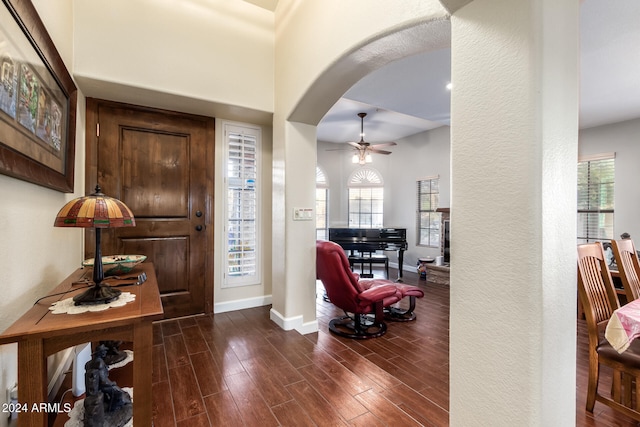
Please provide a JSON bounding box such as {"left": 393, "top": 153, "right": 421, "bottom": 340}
{"left": 358, "top": 283, "right": 399, "bottom": 305}
{"left": 598, "top": 338, "right": 640, "bottom": 369}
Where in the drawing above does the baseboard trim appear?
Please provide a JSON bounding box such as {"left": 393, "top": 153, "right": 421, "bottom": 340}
{"left": 47, "top": 347, "right": 74, "bottom": 402}
{"left": 213, "top": 295, "right": 272, "bottom": 314}
{"left": 269, "top": 308, "right": 318, "bottom": 335}
{"left": 389, "top": 261, "right": 416, "bottom": 273}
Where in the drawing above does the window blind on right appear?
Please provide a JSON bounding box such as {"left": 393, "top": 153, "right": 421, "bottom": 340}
{"left": 577, "top": 155, "right": 614, "bottom": 244}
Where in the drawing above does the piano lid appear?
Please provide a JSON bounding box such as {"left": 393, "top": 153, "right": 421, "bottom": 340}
{"left": 328, "top": 228, "right": 407, "bottom": 240}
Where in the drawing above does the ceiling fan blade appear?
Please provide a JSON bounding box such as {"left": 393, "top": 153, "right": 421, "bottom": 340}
{"left": 370, "top": 141, "right": 397, "bottom": 148}
{"left": 368, "top": 148, "right": 393, "bottom": 155}
{"left": 347, "top": 141, "right": 364, "bottom": 148}
{"left": 325, "top": 147, "right": 352, "bottom": 151}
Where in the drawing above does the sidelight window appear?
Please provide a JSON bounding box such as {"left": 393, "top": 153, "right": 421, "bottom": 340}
{"left": 224, "top": 123, "right": 261, "bottom": 287}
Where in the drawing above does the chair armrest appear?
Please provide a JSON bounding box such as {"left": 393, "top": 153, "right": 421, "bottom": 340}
{"left": 358, "top": 284, "right": 398, "bottom": 304}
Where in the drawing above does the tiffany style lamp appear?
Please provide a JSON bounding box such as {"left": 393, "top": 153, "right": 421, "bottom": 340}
{"left": 54, "top": 185, "right": 136, "bottom": 305}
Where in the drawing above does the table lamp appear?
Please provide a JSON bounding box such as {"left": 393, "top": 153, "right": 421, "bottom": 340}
{"left": 54, "top": 185, "right": 136, "bottom": 305}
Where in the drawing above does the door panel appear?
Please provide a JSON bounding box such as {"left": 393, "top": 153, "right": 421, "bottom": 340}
{"left": 121, "top": 129, "right": 190, "bottom": 218}
{"left": 86, "top": 99, "right": 214, "bottom": 318}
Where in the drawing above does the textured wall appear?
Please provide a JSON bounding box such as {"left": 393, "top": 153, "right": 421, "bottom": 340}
{"left": 449, "top": 0, "right": 578, "bottom": 425}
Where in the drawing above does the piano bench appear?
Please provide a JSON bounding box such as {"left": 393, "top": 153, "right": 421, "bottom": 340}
{"left": 348, "top": 253, "right": 389, "bottom": 279}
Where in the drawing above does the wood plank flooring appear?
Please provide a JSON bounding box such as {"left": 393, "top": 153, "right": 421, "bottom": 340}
{"left": 151, "top": 268, "right": 640, "bottom": 426}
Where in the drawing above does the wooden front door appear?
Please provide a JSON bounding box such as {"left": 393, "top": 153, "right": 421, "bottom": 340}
{"left": 86, "top": 99, "right": 214, "bottom": 318}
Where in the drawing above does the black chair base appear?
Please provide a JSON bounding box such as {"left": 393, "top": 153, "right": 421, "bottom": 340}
{"left": 328, "top": 314, "right": 387, "bottom": 339}
{"left": 385, "top": 296, "right": 417, "bottom": 322}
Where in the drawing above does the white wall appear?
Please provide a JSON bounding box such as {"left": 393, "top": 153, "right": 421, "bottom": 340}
{"left": 72, "top": 0, "right": 274, "bottom": 117}
{"left": 385, "top": 126, "right": 451, "bottom": 265}
{"left": 450, "top": 0, "right": 579, "bottom": 423}
{"left": 0, "top": 1, "right": 84, "bottom": 425}
{"left": 321, "top": 118, "right": 640, "bottom": 281}
{"left": 317, "top": 124, "right": 451, "bottom": 269}
{"left": 579, "top": 117, "right": 640, "bottom": 240}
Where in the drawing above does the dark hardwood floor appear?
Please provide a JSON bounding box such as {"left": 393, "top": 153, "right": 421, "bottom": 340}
{"left": 150, "top": 268, "right": 640, "bottom": 426}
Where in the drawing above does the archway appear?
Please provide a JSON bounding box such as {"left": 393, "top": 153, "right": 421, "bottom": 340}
{"left": 272, "top": 1, "right": 578, "bottom": 425}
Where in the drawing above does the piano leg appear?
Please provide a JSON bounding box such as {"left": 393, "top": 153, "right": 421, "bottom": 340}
{"left": 396, "top": 249, "right": 404, "bottom": 282}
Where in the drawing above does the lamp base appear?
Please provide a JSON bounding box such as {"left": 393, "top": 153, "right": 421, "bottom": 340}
{"left": 73, "top": 283, "right": 122, "bottom": 306}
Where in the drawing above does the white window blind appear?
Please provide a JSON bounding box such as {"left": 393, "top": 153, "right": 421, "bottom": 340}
{"left": 577, "top": 155, "right": 614, "bottom": 244}
{"left": 224, "top": 124, "right": 261, "bottom": 287}
{"left": 417, "top": 177, "right": 441, "bottom": 247}
{"left": 348, "top": 168, "right": 383, "bottom": 228}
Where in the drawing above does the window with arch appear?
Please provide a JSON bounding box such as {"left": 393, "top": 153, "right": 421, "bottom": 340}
{"left": 348, "top": 168, "right": 384, "bottom": 228}
{"left": 316, "top": 166, "right": 329, "bottom": 240}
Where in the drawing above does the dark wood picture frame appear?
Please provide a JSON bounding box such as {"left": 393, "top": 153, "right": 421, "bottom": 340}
{"left": 0, "top": 0, "right": 77, "bottom": 192}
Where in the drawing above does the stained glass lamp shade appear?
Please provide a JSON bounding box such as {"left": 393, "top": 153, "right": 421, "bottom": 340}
{"left": 54, "top": 185, "right": 136, "bottom": 305}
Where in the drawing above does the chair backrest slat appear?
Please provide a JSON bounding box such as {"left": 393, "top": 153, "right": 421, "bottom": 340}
{"left": 577, "top": 243, "right": 620, "bottom": 342}
{"left": 612, "top": 238, "right": 640, "bottom": 302}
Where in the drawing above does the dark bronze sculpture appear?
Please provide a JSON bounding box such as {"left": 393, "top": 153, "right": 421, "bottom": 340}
{"left": 100, "top": 340, "right": 128, "bottom": 366}
{"left": 84, "top": 344, "right": 132, "bottom": 427}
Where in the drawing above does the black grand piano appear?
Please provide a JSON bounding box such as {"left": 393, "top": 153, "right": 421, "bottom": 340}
{"left": 328, "top": 227, "right": 408, "bottom": 281}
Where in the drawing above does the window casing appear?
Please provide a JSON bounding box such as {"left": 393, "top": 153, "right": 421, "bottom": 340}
{"left": 316, "top": 166, "right": 329, "bottom": 240}
{"left": 577, "top": 154, "right": 615, "bottom": 244}
{"left": 348, "top": 168, "right": 383, "bottom": 228}
{"left": 223, "top": 123, "right": 261, "bottom": 287}
{"left": 417, "top": 177, "right": 441, "bottom": 247}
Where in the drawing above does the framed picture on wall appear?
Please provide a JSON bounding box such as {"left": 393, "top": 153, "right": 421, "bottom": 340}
{"left": 0, "top": 0, "right": 77, "bottom": 192}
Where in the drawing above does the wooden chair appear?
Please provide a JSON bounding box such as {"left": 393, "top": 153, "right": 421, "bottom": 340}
{"left": 612, "top": 238, "right": 640, "bottom": 302}
{"left": 577, "top": 242, "right": 640, "bottom": 420}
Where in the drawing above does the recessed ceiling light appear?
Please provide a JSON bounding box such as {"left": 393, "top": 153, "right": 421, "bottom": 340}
{"left": 446, "top": 82, "right": 453, "bottom": 90}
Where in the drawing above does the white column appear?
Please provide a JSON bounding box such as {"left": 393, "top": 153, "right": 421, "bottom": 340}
{"left": 449, "top": 0, "right": 578, "bottom": 425}
{"left": 270, "top": 118, "right": 319, "bottom": 334}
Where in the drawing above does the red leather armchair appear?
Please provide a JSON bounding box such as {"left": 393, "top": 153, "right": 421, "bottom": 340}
{"left": 316, "top": 240, "right": 401, "bottom": 338}
{"left": 316, "top": 240, "right": 424, "bottom": 336}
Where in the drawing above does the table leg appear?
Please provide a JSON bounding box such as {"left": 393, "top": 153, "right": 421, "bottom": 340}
{"left": 17, "top": 340, "right": 47, "bottom": 427}
{"left": 133, "top": 321, "right": 153, "bottom": 427}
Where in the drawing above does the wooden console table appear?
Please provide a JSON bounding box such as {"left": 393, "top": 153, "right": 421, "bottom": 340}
{"left": 0, "top": 263, "right": 163, "bottom": 427}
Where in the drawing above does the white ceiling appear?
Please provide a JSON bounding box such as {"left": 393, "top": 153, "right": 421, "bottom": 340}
{"left": 317, "top": 0, "right": 640, "bottom": 144}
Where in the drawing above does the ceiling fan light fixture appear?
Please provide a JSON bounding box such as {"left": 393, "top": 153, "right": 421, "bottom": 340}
{"left": 342, "top": 112, "right": 396, "bottom": 166}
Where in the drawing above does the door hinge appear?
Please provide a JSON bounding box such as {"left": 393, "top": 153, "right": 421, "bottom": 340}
{"left": 96, "top": 123, "right": 100, "bottom": 137}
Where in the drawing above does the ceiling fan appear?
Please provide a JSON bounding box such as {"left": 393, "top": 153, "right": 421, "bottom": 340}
{"left": 330, "top": 112, "right": 397, "bottom": 165}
